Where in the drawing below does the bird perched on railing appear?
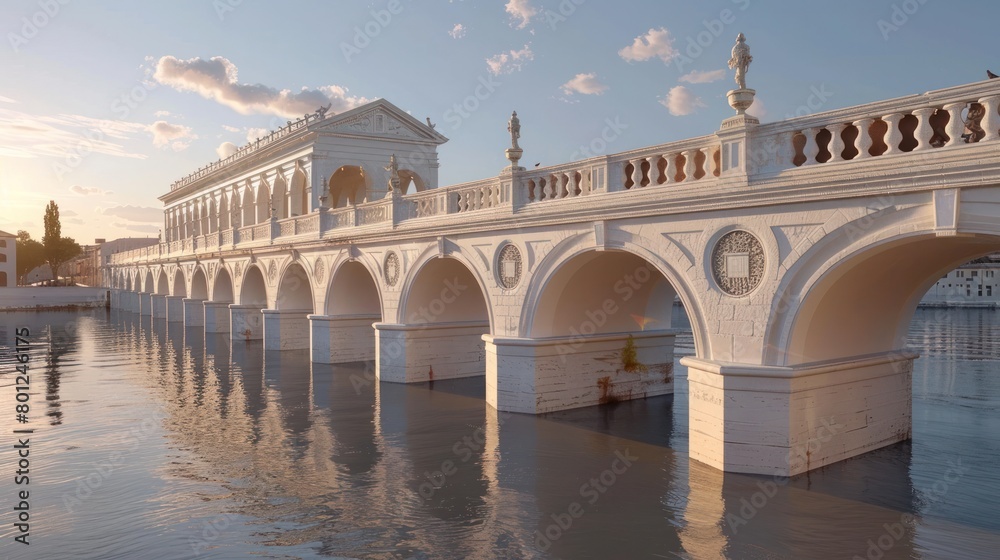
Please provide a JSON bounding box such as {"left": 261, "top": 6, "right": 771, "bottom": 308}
{"left": 988, "top": 70, "right": 999, "bottom": 79}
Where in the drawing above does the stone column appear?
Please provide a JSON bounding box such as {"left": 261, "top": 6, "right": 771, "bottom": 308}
{"left": 484, "top": 330, "right": 675, "bottom": 414}
{"left": 230, "top": 304, "right": 264, "bottom": 341}
{"left": 262, "top": 309, "right": 311, "bottom": 350}
{"left": 374, "top": 321, "right": 490, "bottom": 383}
{"left": 204, "top": 302, "right": 232, "bottom": 333}
{"left": 165, "top": 296, "right": 185, "bottom": 323}
{"left": 182, "top": 298, "right": 205, "bottom": 327}
{"left": 309, "top": 314, "right": 379, "bottom": 364}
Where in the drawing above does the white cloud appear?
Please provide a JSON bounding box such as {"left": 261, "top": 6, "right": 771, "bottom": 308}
{"left": 679, "top": 69, "right": 726, "bottom": 84}
{"left": 505, "top": 0, "right": 537, "bottom": 29}
{"left": 70, "top": 185, "right": 112, "bottom": 196}
{"left": 747, "top": 97, "right": 767, "bottom": 120}
{"left": 111, "top": 222, "right": 160, "bottom": 234}
{"left": 561, "top": 73, "right": 609, "bottom": 96}
{"left": 216, "top": 141, "right": 238, "bottom": 159}
{"left": 100, "top": 205, "right": 162, "bottom": 224}
{"left": 245, "top": 127, "right": 269, "bottom": 143}
{"left": 486, "top": 44, "right": 534, "bottom": 75}
{"left": 660, "top": 86, "right": 705, "bottom": 116}
{"left": 148, "top": 120, "right": 197, "bottom": 151}
{"left": 153, "top": 110, "right": 172, "bottom": 117}
{"left": 153, "top": 55, "right": 370, "bottom": 119}
{"left": 0, "top": 95, "right": 16, "bottom": 103}
{"left": 0, "top": 107, "right": 148, "bottom": 159}
{"left": 221, "top": 124, "right": 241, "bottom": 133}
{"left": 449, "top": 23, "right": 466, "bottom": 39}
{"left": 619, "top": 28, "right": 678, "bottom": 64}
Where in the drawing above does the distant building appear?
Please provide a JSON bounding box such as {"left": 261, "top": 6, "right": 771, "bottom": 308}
{"left": 921, "top": 255, "right": 1000, "bottom": 307}
{"left": 96, "top": 238, "right": 159, "bottom": 287}
{"left": 0, "top": 230, "right": 15, "bottom": 287}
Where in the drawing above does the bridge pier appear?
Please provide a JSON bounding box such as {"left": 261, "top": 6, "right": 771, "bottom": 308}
{"left": 681, "top": 351, "right": 915, "bottom": 476}
{"left": 230, "top": 304, "right": 264, "bottom": 341}
{"left": 484, "top": 331, "right": 676, "bottom": 414}
{"left": 309, "top": 315, "right": 378, "bottom": 364}
{"left": 151, "top": 294, "right": 167, "bottom": 319}
{"left": 374, "top": 322, "right": 488, "bottom": 382}
{"left": 182, "top": 298, "right": 205, "bottom": 327}
{"left": 262, "top": 309, "right": 310, "bottom": 350}
{"left": 204, "top": 302, "right": 231, "bottom": 333}
{"left": 165, "top": 296, "right": 185, "bottom": 323}
{"left": 138, "top": 292, "right": 152, "bottom": 316}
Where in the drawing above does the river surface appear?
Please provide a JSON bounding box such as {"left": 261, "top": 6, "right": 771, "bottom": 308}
{"left": 0, "top": 307, "right": 998, "bottom": 559}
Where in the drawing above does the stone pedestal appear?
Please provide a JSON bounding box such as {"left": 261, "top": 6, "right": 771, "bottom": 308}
{"left": 139, "top": 292, "right": 153, "bottom": 316}
{"left": 230, "top": 304, "right": 264, "bottom": 341}
{"left": 375, "top": 321, "right": 489, "bottom": 383}
{"left": 151, "top": 294, "right": 167, "bottom": 319}
{"left": 484, "top": 330, "right": 675, "bottom": 414}
{"left": 262, "top": 309, "right": 311, "bottom": 350}
{"left": 204, "top": 302, "right": 232, "bottom": 334}
{"left": 681, "top": 351, "right": 915, "bottom": 476}
{"left": 182, "top": 298, "right": 205, "bottom": 327}
{"left": 309, "top": 314, "right": 378, "bottom": 364}
{"left": 166, "top": 296, "right": 185, "bottom": 323}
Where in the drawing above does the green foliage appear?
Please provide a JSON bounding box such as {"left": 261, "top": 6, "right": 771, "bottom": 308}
{"left": 620, "top": 334, "right": 648, "bottom": 374}
{"left": 39, "top": 201, "right": 81, "bottom": 281}
{"left": 15, "top": 230, "right": 45, "bottom": 285}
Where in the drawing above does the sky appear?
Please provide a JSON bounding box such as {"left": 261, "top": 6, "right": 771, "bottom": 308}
{"left": 0, "top": 0, "right": 997, "bottom": 244}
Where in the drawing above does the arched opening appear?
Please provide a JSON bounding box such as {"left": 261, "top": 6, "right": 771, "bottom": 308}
{"left": 398, "top": 170, "right": 426, "bottom": 194}
{"left": 314, "top": 261, "right": 383, "bottom": 364}
{"left": 207, "top": 198, "right": 218, "bottom": 234}
{"left": 241, "top": 186, "right": 255, "bottom": 226}
{"left": 276, "top": 263, "right": 313, "bottom": 312}
{"left": 172, "top": 269, "right": 187, "bottom": 298}
{"left": 240, "top": 265, "right": 267, "bottom": 306}
{"left": 190, "top": 268, "right": 208, "bottom": 300}
{"left": 782, "top": 234, "right": 1000, "bottom": 366}
{"left": 290, "top": 165, "right": 309, "bottom": 216}
{"left": 512, "top": 250, "right": 683, "bottom": 412}
{"left": 218, "top": 194, "right": 230, "bottom": 231}
{"left": 125, "top": 274, "right": 132, "bottom": 291}
{"left": 329, "top": 166, "right": 368, "bottom": 208}
{"left": 256, "top": 180, "right": 271, "bottom": 223}
{"left": 380, "top": 256, "right": 490, "bottom": 383}
{"left": 156, "top": 271, "right": 169, "bottom": 295}
{"left": 143, "top": 271, "right": 154, "bottom": 293}
{"left": 213, "top": 268, "right": 234, "bottom": 302}
{"left": 199, "top": 200, "right": 210, "bottom": 236}
{"left": 273, "top": 174, "right": 289, "bottom": 220}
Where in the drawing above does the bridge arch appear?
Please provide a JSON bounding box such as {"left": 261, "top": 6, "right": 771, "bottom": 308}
{"left": 326, "top": 259, "right": 382, "bottom": 317}
{"left": 766, "top": 210, "right": 1000, "bottom": 366}
{"left": 240, "top": 264, "right": 268, "bottom": 307}
{"left": 155, "top": 269, "right": 169, "bottom": 295}
{"left": 276, "top": 260, "right": 315, "bottom": 312}
{"left": 212, "top": 267, "right": 234, "bottom": 303}
{"left": 190, "top": 267, "right": 208, "bottom": 300}
{"left": 519, "top": 232, "right": 708, "bottom": 357}
{"left": 143, "top": 270, "right": 154, "bottom": 292}
{"left": 172, "top": 268, "right": 187, "bottom": 298}
{"left": 399, "top": 250, "right": 493, "bottom": 329}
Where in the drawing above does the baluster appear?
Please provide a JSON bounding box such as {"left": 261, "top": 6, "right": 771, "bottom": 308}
{"left": 979, "top": 96, "right": 1000, "bottom": 142}
{"left": 827, "top": 123, "right": 846, "bottom": 162}
{"left": 683, "top": 150, "right": 698, "bottom": 181}
{"left": 628, "top": 159, "right": 641, "bottom": 188}
{"left": 707, "top": 147, "right": 720, "bottom": 177}
{"left": 853, "top": 118, "right": 874, "bottom": 159}
{"left": 664, "top": 154, "right": 679, "bottom": 184}
{"left": 647, "top": 155, "right": 661, "bottom": 186}
{"left": 912, "top": 107, "right": 936, "bottom": 151}
{"left": 801, "top": 128, "right": 821, "bottom": 165}
{"left": 548, "top": 175, "right": 558, "bottom": 199}
{"left": 882, "top": 114, "right": 904, "bottom": 155}
{"left": 944, "top": 103, "right": 967, "bottom": 147}
{"left": 700, "top": 147, "right": 712, "bottom": 178}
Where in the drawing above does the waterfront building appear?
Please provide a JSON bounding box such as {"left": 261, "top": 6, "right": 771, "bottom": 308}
{"left": 0, "top": 229, "right": 15, "bottom": 287}
{"left": 922, "top": 255, "right": 1000, "bottom": 307}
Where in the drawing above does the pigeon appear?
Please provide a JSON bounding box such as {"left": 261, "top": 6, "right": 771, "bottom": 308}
{"left": 534, "top": 163, "right": 541, "bottom": 167}
{"left": 988, "top": 70, "right": 999, "bottom": 79}
{"left": 425, "top": 117, "right": 436, "bottom": 129}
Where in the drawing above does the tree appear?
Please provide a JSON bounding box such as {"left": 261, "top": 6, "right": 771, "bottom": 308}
{"left": 41, "top": 201, "right": 81, "bottom": 283}
{"left": 15, "top": 230, "right": 45, "bottom": 285}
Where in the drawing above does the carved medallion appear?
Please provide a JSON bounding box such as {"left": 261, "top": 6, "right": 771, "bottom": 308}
{"left": 497, "top": 244, "right": 523, "bottom": 289}
{"left": 314, "top": 257, "right": 325, "bottom": 285}
{"left": 234, "top": 262, "right": 242, "bottom": 279}
{"left": 384, "top": 252, "right": 400, "bottom": 287}
{"left": 267, "top": 261, "right": 277, "bottom": 285}
{"left": 712, "top": 230, "right": 765, "bottom": 297}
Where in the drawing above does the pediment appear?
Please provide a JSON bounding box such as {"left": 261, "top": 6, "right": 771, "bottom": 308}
{"left": 314, "top": 99, "right": 447, "bottom": 144}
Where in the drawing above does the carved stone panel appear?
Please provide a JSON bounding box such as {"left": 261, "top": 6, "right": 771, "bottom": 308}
{"left": 712, "top": 230, "right": 765, "bottom": 297}
{"left": 384, "top": 251, "right": 400, "bottom": 287}
{"left": 497, "top": 244, "right": 523, "bottom": 289}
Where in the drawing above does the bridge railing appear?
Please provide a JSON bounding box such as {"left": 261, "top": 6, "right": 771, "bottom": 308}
{"left": 751, "top": 79, "right": 1000, "bottom": 174}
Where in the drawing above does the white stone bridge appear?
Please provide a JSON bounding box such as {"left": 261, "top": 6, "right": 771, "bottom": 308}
{"left": 105, "top": 76, "right": 1000, "bottom": 476}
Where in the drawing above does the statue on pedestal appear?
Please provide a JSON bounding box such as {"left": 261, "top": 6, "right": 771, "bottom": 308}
{"left": 508, "top": 111, "right": 521, "bottom": 150}
{"left": 728, "top": 32, "right": 752, "bottom": 90}
{"left": 385, "top": 154, "right": 401, "bottom": 194}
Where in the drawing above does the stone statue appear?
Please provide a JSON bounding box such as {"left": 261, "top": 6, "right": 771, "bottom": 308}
{"left": 384, "top": 154, "right": 400, "bottom": 192}
{"left": 508, "top": 111, "right": 521, "bottom": 150}
{"left": 317, "top": 104, "right": 331, "bottom": 118}
{"left": 728, "top": 33, "right": 752, "bottom": 90}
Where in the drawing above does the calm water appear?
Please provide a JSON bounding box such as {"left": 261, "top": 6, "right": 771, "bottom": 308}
{"left": 0, "top": 307, "right": 998, "bottom": 559}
